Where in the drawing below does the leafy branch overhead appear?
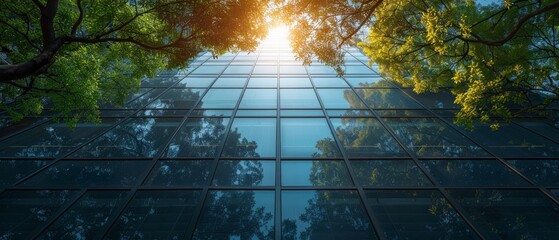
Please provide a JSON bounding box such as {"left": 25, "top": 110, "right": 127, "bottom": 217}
{"left": 0, "top": 0, "right": 268, "bottom": 124}
{"left": 278, "top": 0, "right": 559, "bottom": 128}
{"left": 2, "top": 0, "right": 559, "bottom": 129}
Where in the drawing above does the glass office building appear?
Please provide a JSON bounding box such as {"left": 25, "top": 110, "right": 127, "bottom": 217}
{"left": 1, "top": 29, "right": 559, "bottom": 240}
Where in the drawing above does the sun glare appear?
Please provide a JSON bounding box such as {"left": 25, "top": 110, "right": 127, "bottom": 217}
{"left": 264, "top": 24, "right": 290, "bottom": 45}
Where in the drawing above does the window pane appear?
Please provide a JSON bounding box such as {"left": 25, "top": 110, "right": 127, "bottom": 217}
{"left": 516, "top": 121, "right": 559, "bottom": 143}
{"left": 222, "top": 118, "right": 276, "bottom": 158}
{"left": 72, "top": 118, "right": 180, "bottom": 158}
{"left": 0, "top": 160, "right": 50, "bottom": 188}
{"left": 253, "top": 65, "right": 278, "bottom": 75}
{"left": 280, "top": 65, "right": 307, "bottom": 75}
{"left": 165, "top": 118, "right": 230, "bottom": 158}
{"left": 213, "top": 160, "right": 275, "bottom": 187}
{"left": 317, "top": 89, "right": 368, "bottom": 109}
{"left": 356, "top": 89, "right": 422, "bottom": 109}
{"left": 37, "top": 191, "right": 128, "bottom": 240}
{"left": 282, "top": 190, "right": 376, "bottom": 240}
{"left": 197, "top": 89, "right": 242, "bottom": 109}
{"left": 192, "top": 190, "right": 274, "bottom": 239}
{"left": 365, "top": 190, "right": 478, "bottom": 240}
{"left": 191, "top": 65, "right": 227, "bottom": 74}
{"left": 239, "top": 89, "right": 277, "bottom": 108}
{"left": 23, "top": 160, "right": 151, "bottom": 187}
{"left": 507, "top": 159, "right": 559, "bottom": 186}
{"left": 421, "top": 160, "right": 529, "bottom": 187}
{"left": 106, "top": 190, "right": 201, "bottom": 239}
{"left": 280, "top": 89, "right": 321, "bottom": 108}
{"left": 280, "top": 110, "right": 324, "bottom": 117}
{"left": 223, "top": 66, "right": 253, "bottom": 75}
{"left": 281, "top": 161, "right": 352, "bottom": 187}
{"left": 312, "top": 77, "right": 350, "bottom": 87}
{"left": 280, "top": 77, "right": 312, "bottom": 87}
{"left": 449, "top": 189, "right": 559, "bottom": 239}
{"left": 147, "top": 88, "right": 204, "bottom": 108}
{"left": 345, "top": 76, "right": 395, "bottom": 88}
{"left": 331, "top": 118, "right": 406, "bottom": 157}
{"left": 384, "top": 118, "right": 489, "bottom": 157}
{"left": 176, "top": 77, "right": 215, "bottom": 88}
{"left": 0, "top": 120, "right": 116, "bottom": 158}
{"left": 213, "top": 77, "right": 247, "bottom": 87}
{"left": 0, "top": 190, "right": 79, "bottom": 239}
{"left": 247, "top": 77, "right": 277, "bottom": 88}
{"left": 236, "top": 110, "right": 277, "bottom": 117}
{"left": 351, "top": 160, "right": 431, "bottom": 187}
{"left": 281, "top": 118, "right": 341, "bottom": 158}
{"left": 458, "top": 123, "right": 559, "bottom": 158}
{"left": 145, "top": 160, "right": 211, "bottom": 186}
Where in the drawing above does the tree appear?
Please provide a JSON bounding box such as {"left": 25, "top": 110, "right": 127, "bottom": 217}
{"left": 277, "top": 0, "right": 559, "bottom": 128}
{"left": 0, "top": 0, "right": 268, "bottom": 124}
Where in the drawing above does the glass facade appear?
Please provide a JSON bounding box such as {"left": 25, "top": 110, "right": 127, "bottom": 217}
{"left": 1, "top": 30, "right": 559, "bottom": 240}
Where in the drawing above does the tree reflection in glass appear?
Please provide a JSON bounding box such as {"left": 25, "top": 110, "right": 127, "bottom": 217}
{"left": 282, "top": 190, "right": 376, "bottom": 240}
{"left": 192, "top": 190, "right": 274, "bottom": 240}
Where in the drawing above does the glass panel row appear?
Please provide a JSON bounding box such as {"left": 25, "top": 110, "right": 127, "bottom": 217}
{"left": 2, "top": 189, "right": 558, "bottom": 239}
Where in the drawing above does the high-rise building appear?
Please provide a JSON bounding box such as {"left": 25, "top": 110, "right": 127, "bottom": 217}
{"left": 1, "top": 27, "right": 559, "bottom": 239}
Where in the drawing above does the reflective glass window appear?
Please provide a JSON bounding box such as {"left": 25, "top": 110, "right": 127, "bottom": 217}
{"left": 317, "top": 89, "right": 368, "bottom": 109}
{"left": 280, "top": 89, "right": 320, "bottom": 108}
{"left": 281, "top": 160, "right": 352, "bottom": 187}
{"left": 0, "top": 190, "right": 79, "bottom": 239}
{"left": 449, "top": 189, "right": 559, "bottom": 239}
{"left": 145, "top": 160, "right": 211, "bottom": 186}
{"left": 365, "top": 190, "right": 478, "bottom": 240}
{"left": 197, "top": 89, "right": 242, "bottom": 109}
{"left": 165, "top": 118, "right": 230, "bottom": 158}
{"left": 280, "top": 66, "right": 307, "bottom": 75}
{"left": 0, "top": 120, "right": 116, "bottom": 158}
{"left": 306, "top": 65, "right": 338, "bottom": 75}
{"left": 458, "top": 123, "right": 559, "bottom": 158}
{"left": 213, "top": 77, "right": 247, "bottom": 87}
{"left": 282, "top": 190, "right": 376, "bottom": 240}
{"left": 223, "top": 66, "right": 253, "bottom": 75}
{"left": 356, "top": 89, "right": 422, "bottom": 109}
{"left": 239, "top": 89, "right": 277, "bottom": 108}
{"left": 252, "top": 65, "right": 278, "bottom": 75}
{"left": 312, "top": 78, "right": 350, "bottom": 87}
{"left": 191, "top": 65, "right": 227, "bottom": 74}
{"left": 402, "top": 89, "right": 457, "bottom": 109}
{"left": 281, "top": 118, "right": 341, "bottom": 158}
{"left": 72, "top": 118, "right": 180, "bottom": 158}
{"left": 236, "top": 110, "right": 277, "bottom": 117}
{"left": 421, "top": 160, "right": 529, "bottom": 187}
{"left": 345, "top": 76, "right": 395, "bottom": 88}
{"left": 37, "top": 191, "right": 128, "bottom": 240}
{"left": 247, "top": 77, "right": 277, "bottom": 88}
{"left": 330, "top": 118, "right": 406, "bottom": 157}
{"left": 517, "top": 121, "right": 559, "bottom": 142}
{"left": 0, "top": 160, "right": 50, "bottom": 188}
{"left": 23, "top": 160, "right": 150, "bottom": 187}
{"left": 106, "top": 190, "right": 201, "bottom": 239}
{"left": 177, "top": 77, "right": 215, "bottom": 88}
{"left": 280, "top": 78, "right": 312, "bottom": 88}
{"left": 385, "top": 118, "right": 489, "bottom": 157}
{"left": 147, "top": 88, "right": 204, "bottom": 108}
{"left": 192, "top": 190, "right": 275, "bottom": 239}
{"left": 280, "top": 110, "right": 324, "bottom": 117}
{"left": 222, "top": 118, "right": 276, "bottom": 158}
{"left": 507, "top": 159, "right": 559, "bottom": 186}
{"left": 344, "top": 65, "right": 376, "bottom": 75}
{"left": 213, "top": 160, "right": 275, "bottom": 187}
{"left": 351, "top": 160, "right": 431, "bottom": 187}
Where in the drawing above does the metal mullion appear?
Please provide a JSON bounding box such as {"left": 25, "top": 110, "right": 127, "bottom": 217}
{"left": 29, "top": 189, "right": 88, "bottom": 239}
{"left": 184, "top": 50, "right": 260, "bottom": 240}
{"left": 337, "top": 62, "right": 488, "bottom": 239}
{"left": 275, "top": 43, "right": 282, "bottom": 240}
{"left": 4, "top": 59, "right": 214, "bottom": 193}
{"left": 307, "top": 66, "right": 387, "bottom": 240}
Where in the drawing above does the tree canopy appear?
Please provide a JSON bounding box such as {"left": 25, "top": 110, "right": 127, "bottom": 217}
{"left": 278, "top": 0, "right": 559, "bottom": 128}
{"left": 0, "top": 0, "right": 268, "bottom": 124}
{"left": 2, "top": 0, "right": 559, "bottom": 128}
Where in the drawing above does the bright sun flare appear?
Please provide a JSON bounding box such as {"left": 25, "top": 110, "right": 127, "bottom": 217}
{"left": 264, "top": 24, "right": 290, "bottom": 45}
